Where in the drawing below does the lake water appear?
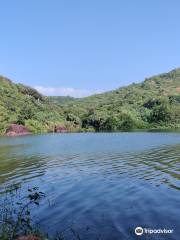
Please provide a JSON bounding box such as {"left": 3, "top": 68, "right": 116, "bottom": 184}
{"left": 0, "top": 133, "right": 180, "bottom": 240}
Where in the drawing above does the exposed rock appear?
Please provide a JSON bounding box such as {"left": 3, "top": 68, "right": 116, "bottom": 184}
{"left": 16, "top": 235, "right": 41, "bottom": 240}
{"left": 5, "top": 124, "right": 30, "bottom": 136}
{"left": 54, "top": 125, "right": 68, "bottom": 133}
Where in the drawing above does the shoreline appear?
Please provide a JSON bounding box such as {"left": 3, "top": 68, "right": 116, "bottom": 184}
{"left": 1, "top": 128, "right": 180, "bottom": 137}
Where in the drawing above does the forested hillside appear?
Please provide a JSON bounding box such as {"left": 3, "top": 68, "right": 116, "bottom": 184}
{"left": 0, "top": 68, "right": 180, "bottom": 135}
{"left": 0, "top": 76, "right": 67, "bottom": 134}
{"left": 59, "top": 68, "right": 180, "bottom": 131}
{"left": 49, "top": 96, "right": 76, "bottom": 106}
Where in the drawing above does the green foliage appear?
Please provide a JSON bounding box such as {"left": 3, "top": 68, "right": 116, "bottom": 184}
{"left": 0, "top": 76, "right": 71, "bottom": 135}
{"left": 0, "top": 68, "right": 180, "bottom": 135}
{"left": 17, "top": 84, "right": 44, "bottom": 101}
{"left": 82, "top": 112, "right": 108, "bottom": 131}
{"left": 48, "top": 96, "right": 76, "bottom": 105}
{"left": 148, "top": 102, "right": 172, "bottom": 123}
{"left": 118, "top": 113, "right": 138, "bottom": 130}
{"left": 0, "top": 185, "right": 45, "bottom": 240}
{"left": 57, "top": 68, "right": 180, "bottom": 131}
{"left": 66, "top": 113, "right": 81, "bottom": 125}
{"left": 25, "top": 119, "right": 46, "bottom": 133}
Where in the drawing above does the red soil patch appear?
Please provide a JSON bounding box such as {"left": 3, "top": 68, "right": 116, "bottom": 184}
{"left": 176, "top": 87, "right": 180, "bottom": 93}
{"left": 54, "top": 125, "right": 68, "bottom": 133}
{"left": 5, "top": 124, "right": 30, "bottom": 136}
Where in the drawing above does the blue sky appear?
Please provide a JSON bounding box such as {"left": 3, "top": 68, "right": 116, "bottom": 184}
{"left": 0, "top": 0, "right": 180, "bottom": 97}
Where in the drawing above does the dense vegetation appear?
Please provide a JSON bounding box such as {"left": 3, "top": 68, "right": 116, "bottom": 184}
{"left": 48, "top": 96, "right": 76, "bottom": 106}
{"left": 0, "top": 68, "right": 180, "bottom": 135}
{"left": 52, "top": 68, "right": 180, "bottom": 131}
{"left": 0, "top": 77, "right": 68, "bottom": 134}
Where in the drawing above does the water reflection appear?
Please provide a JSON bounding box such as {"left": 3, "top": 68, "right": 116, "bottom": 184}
{"left": 0, "top": 143, "right": 47, "bottom": 188}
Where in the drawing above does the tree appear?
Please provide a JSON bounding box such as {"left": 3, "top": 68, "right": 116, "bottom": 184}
{"left": 149, "top": 103, "right": 172, "bottom": 123}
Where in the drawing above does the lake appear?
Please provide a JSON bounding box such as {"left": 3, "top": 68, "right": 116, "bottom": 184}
{"left": 0, "top": 133, "right": 180, "bottom": 239}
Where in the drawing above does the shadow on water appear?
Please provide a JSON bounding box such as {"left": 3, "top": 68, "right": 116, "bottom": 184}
{"left": 0, "top": 143, "right": 47, "bottom": 189}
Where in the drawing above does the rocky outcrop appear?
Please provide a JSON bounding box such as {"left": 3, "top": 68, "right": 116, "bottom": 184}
{"left": 54, "top": 125, "right": 68, "bottom": 133}
{"left": 5, "top": 124, "right": 30, "bottom": 136}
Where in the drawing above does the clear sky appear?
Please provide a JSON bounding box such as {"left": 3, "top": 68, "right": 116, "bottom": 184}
{"left": 0, "top": 0, "right": 180, "bottom": 97}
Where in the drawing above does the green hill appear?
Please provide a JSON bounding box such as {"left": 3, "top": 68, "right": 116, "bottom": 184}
{"left": 60, "top": 68, "right": 180, "bottom": 131}
{"left": 0, "top": 76, "right": 67, "bottom": 134}
{"left": 0, "top": 68, "right": 180, "bottom": 135}
{"left": 48, "top": 96, "right": 76, "bottom": 106}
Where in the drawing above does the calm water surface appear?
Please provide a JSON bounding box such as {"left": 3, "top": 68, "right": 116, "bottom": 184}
{"left": 0, "top": 133, "right": 180, "bottom": 239}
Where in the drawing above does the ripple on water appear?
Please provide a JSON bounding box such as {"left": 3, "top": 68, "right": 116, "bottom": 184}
{"left": 0, "top": 133, "right": 180, "bottom": 239}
